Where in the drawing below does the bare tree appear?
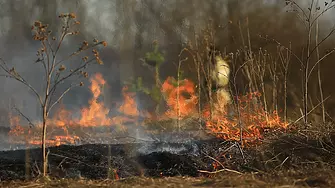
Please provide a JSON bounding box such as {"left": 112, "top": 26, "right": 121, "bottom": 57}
{"left": 0, "top": 13, "right": 107, "bottom": 177}
{"left": 286, "top": 0, "right": 335, "bottom": 126}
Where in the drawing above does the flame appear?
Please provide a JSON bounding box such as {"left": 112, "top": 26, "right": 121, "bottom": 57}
{"left": 161, "top": 77, "right": 198, "bottom": 119}
{"left": 111, "top": 86, "right": 141, "bottom": 128}
{"left": 204, "top": 92, "right": 288, "bottom": 145}
{"left": 118, "top": 86, "right": 139, "bottom": 117}
{"left": 8, "top": 73, "right": 145, "bottom": 147}
{"left": 8, "top": 74, "right": 288, "bottom": 148}
{"left": 78, "top": 73, "right": 112, "bottom": 126}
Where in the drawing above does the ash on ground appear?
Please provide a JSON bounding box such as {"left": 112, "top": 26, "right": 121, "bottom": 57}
{"left": 0, "top": 137, "right": 241, "bottom": 180}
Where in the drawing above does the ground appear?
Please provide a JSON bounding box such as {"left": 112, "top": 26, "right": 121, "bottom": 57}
{"left": 1, "top": 129, "right": 335, "bottom": 187}
{"left": 1, "top": 169, "right": 334, "bottom": 188}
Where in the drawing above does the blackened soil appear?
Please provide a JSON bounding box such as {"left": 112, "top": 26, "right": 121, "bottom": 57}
{"left": 0, "top": 139, "right": 230, "bottom": 180}
{"left": 1, "top": 133, "right": 335, "bottom": 181}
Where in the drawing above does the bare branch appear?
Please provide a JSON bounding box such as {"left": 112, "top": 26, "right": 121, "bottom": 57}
{"left": 49, "top": 17, "right": 78, "bottom": 75}
{"left": 234, "top": 60, "right": 249, "bottom": 81}
{"left": 310, "top": 3, "right": 335, "bottom": 27}
{"left": 46, "top": 38, "right": 55, "bottom": 57}
{"left": 49, "top": 58, "right": 95, "bottom": 94}
{"left": 289, "top": 0, "right": 309, "bottom": 21}
{"left": 55, "top": 18, "right": 71, "bottom": 55}
{"left": 307, "top": 25, "right": 335, "bottom": 59}
{"left": 42, "top": 41, "right": 51, "bottom": 74}
{"left": 13, "top": 106, "right": 35, "bottom": 128}
{"left": 54, "top": 43, "right": 101, "bottom": 68}
{"left": 198, "top": 169, "right": 242, "bottom": 175}
{"left": 47, "top": 83, "right": 79, "bottom": 115}
{"left": 307, "top": 0, "right": 314, "bottom": 23}
{"left": 289, "top": 95, "right": 331, "bottom": 126}
{"left": 48, "top": 72, "right": 61, "bottom": 105}
{"left": 0, "top": 59, "right": 43, "bottom": 105}
{"left": 259, "top": 36, "right": 305, "bottom": 68}
{"left": 37, "top": 56, "right": 48, "bottom": 78}
{"left": 0, "top": 57, "right": 10, "bottom": 70}
{"left": 307, "top": 48, "right": 335, "bottom": 79}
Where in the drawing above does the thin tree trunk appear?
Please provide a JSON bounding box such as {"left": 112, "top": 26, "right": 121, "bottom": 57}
{"left": 42, "top": 106, "right": 47, "bottom": 176}
{"left": 315, "top": 10, "right": 325, "bottom": 123}
{"left": 304, "top": 1, "right": 314, "bottom": 127}
{"left": 42, "top": 63, "right": 52, "bottom": 177}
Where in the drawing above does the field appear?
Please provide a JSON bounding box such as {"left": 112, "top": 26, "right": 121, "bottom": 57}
{"left": 1, "top": 130, "right": 335, "bottom": 187}
{"left": 2, "top": 171, "right": 334, "bottom": 188}
{"left": 1, "top": 0, "right": 335, "bottom": 187}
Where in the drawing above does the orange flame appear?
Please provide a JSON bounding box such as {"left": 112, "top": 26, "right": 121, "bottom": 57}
{"left": 161, "top": 77, "right": 198, "bottom": 119}
{"left": 8, "top": 73, "right": 145, "bottom": 146}
{"left": 8, "top": 74, "right": 288, "bottom": 148}
{"left": 110, "top": 86, "right": 141, "bottom": 128}
{"left": 79, "top": 73, "right": 112, "bottom": 126}
{"left": 204, "top": 92, "right": 288, "bottom": 145}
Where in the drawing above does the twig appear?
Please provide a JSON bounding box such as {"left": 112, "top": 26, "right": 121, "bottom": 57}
{"left": 275, "top": 156, "right": 289, "bottom": 170}
{"left": 237, "top": 142, "right": 246, "bottom": 163}
{"left": 56, "top": 156, "right": 68, "bottom": 169}
{"left": 33, "top": 160, "right": 41, "bottom": 176}
{"left": 18, "top": 184, "right": 43, "bottom": 188}
{"left": 48, "top": 152, "right": 108, "bottom": 169}
{"left": 289, "top": 95, "right": 330, "bottom": 126}
{"left": 0, "top": 58, "right": 43, "bottom": 105}
{"left": 13, "top": 106, "right": 35, "bottom": 128}
{"left": 307, "top": 48, "right": 335, "bottom": 80}
{"left": 204, "top": 153, "right": 225, "bottom": 169}
{"left": 198, "top": 169, "right": 242, "bottom": 175}
{"left": 49, "top": 58, "right": 95, "bottom": 94}
{"left": 47, "top": 83, "right": 79, "bottom": 115}
{"left": 221, "top": 142, "right": 238, "bottom": 154}
{"left": 54, "top": 43, "right": 101, "bottom": 68}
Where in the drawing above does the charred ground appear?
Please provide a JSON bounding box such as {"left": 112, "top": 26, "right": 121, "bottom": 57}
{"left": 1, "top": 131, "right": 335, "bottom": 187}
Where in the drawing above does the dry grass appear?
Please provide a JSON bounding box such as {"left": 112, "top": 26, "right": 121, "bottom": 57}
{"left": 1, "top": 168, "right": 334, "bottom": 188}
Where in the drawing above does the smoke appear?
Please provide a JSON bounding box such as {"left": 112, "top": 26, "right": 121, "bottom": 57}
{"left": 0, "top": 0, "right": 335, "bottom": 129}
{"left": 0, "top": 0, "right": 122, "bottom": 123}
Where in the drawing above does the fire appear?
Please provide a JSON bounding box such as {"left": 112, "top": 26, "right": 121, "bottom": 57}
{"left": 204, "top": 92, "right": 288, "bottom": 145}
{"left": 110, "top": 86, "right": 141, "bottom": 128}
{"left": 161, "top": 77, "right": 198, "bottom": 119}
{"left": 9, "top": 115, "right": 25, "bottom": 137}
{"left": 7, "top": 73, "right": 288, "bottom": 148}
{"left": 8, "top": 73, "right": 144, "bottom": 146}
{"left": 118, "top": 86, "right": 139, "bottom": 117}
{"left": 79, "top": 73, "right": 112, "bottom": 126}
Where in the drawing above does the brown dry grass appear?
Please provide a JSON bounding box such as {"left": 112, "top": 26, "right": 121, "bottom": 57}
{"left": 1, "top": 168, "right": 334, "bottom": 188}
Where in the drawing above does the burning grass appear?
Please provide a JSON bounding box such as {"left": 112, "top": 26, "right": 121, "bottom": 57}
{"left": 1, "top": 2, "right": 335, "bottom": 186}
{"left": 7, "top": 73, "right": 289, "bottom": 148}
{"left": 3, "top": 62, "right": 331, "bottom": 187}
{"left": 7, "top": 73, "right": 142, "bottom": 146}
{"left": 204, "top": 92, "right": 288, "bottom": 145}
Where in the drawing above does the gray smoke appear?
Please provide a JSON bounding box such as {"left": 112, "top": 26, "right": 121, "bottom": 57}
{"left": 0, "top": 0, "right": 334, "bottom": 140}
{"left": 0, "top": 0, "right": 122, "bottom": 124}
